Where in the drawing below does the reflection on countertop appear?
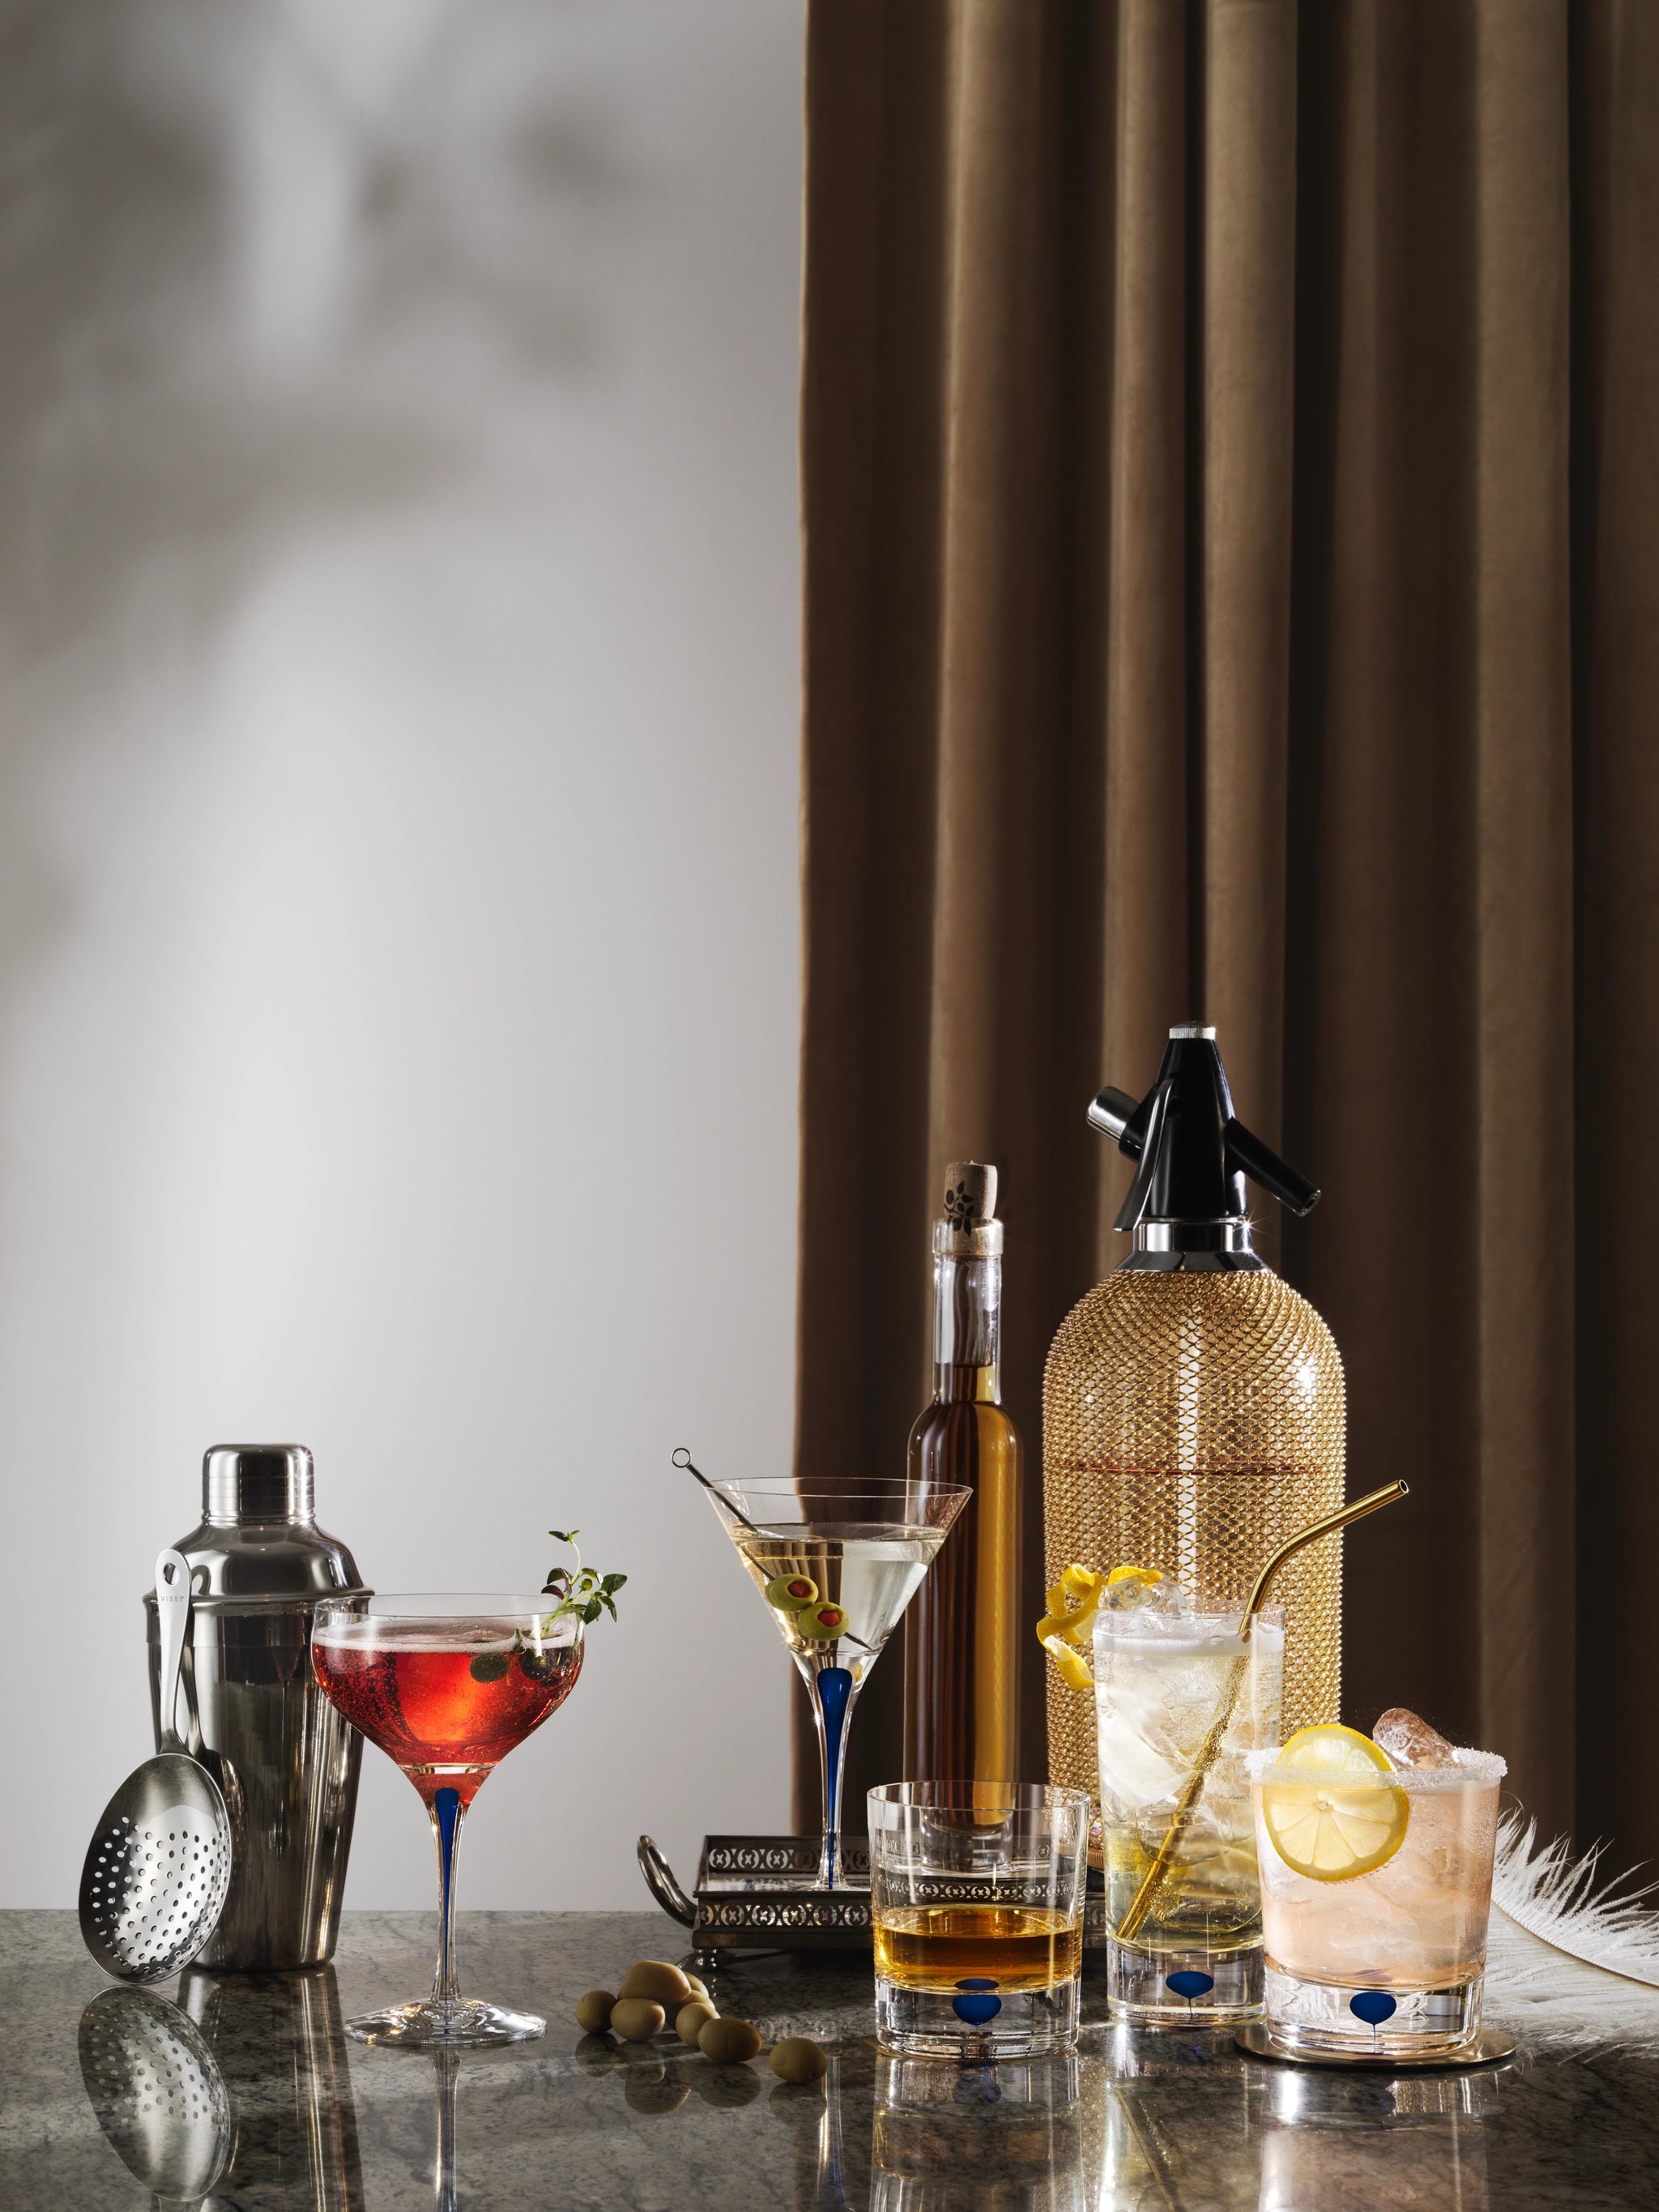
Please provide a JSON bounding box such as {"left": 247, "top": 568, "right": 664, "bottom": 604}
{"left": 7, "top": 1909, "right": 1657, "bottom": 2210}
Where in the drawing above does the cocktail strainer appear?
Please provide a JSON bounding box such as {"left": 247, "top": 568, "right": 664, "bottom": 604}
{"left": 79, "top": 1549, "right": 232, "bottom": 1982}
{"left": 78, "top": 1986, "right": 233, "bottom": 2201}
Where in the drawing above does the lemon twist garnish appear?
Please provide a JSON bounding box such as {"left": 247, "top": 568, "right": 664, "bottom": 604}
{"left": 1259, "top": 1723, "right": 1410, "bottom": 1883}
{"left": 1035, "top": 1563, "right": 1159, "bottom": 1692}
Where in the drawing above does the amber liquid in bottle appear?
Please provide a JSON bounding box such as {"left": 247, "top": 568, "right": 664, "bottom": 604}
{"left": 903, "top": 1229, "right": 1022, "bottom": 1783}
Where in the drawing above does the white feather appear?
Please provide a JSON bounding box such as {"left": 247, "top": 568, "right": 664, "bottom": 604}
{"left": 1491, "top": 1811, "right": 1659, "bottom": 1990}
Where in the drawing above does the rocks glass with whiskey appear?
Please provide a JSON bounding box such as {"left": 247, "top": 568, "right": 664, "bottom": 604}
{"left": 1250, "top": 1714, "right": 1506, "bottom": 2057}
{"left": 1093, "top": 1585, "right": 1284, "bottom": 2025}
{"left": 311, "top": 1594, "right": 583, "bottom": 2047}
{"left": 867, "top": 1782, "right": 1090, "bottom": 2058}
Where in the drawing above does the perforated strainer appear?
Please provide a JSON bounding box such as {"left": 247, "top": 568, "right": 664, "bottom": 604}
{"left": 78, "top": 1985, "right": 232, "bottom": 2201}
{"left": 79, "top": 1549, "right": 232, "bottom": 1982}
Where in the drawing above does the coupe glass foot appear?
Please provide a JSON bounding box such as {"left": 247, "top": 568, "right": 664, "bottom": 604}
{"left": 346, "top": 1998, "right": 545, "bottom": 2048}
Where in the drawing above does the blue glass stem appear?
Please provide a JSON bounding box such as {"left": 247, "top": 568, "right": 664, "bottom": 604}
{"left": 429, "top": 1787, "right": 466, "bottom": 2008}
{"left": 810, "top": 1667, "right": 857, "bottom": 1890}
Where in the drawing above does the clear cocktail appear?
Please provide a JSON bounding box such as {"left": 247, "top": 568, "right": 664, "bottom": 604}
{"left": 1092, "top": 1578, "right": 1282, "bottom": 2024}
{"left": 1251, "top": 1710, "right": 1506, "bottom": 2056}
{"left": 705, "top": 1480, "right": 968, "bottom": 1889}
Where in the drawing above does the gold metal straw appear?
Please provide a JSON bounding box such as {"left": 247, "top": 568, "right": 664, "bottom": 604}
{"left": 1114, "top": 1478, "right": 1409, "bottom": 1945}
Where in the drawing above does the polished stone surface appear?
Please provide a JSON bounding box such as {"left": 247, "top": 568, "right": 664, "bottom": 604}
{"left": 7, "top": 1908, "right": 1659, "bottom": 2209}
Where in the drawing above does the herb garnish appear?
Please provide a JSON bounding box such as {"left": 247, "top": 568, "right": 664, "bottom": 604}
{"left": 469, "top": 1531, "right": 627, "bottom": 1681}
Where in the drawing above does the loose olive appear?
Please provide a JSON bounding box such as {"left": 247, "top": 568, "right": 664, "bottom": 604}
{"left": 684, "top": 1973, "right": 714, "bottom": 2006}
{"left": 618, "top": 1960, "right": 693, "bottom": 2007}
{"left": 609, "top": 1998, "right": 667, "bottom": 2042}
{"left": 795, "top": 1603, "right": 848, "bottom": 1643}
{"left": 574, "top": 1988, "right": 617, "bottom": 2035}
{"left": 676, "top": 2000, "right": 719, "bottom": 2044}
{"left": 769, "top": 2037, "right": 829, "bottom": 2084}
{"left": 764, "top": 1573, "right": 820, "bottom": 1609}
{"left": 698, "top": 2016, "right": 762, "bottom": 2064}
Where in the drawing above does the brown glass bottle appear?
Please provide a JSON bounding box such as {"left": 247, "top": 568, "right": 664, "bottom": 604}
{"left": 902, "top": 1164, "right": 1023, "bottom": 1783}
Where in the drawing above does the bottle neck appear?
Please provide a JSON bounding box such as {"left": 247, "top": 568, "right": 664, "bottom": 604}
{"left": 932, "top": 1251, "right": 1002, "bottom": 1403}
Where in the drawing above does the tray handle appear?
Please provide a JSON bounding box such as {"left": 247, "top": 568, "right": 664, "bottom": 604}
{"left": 637, "top": 1835, "right": 697, "bottom": 1928}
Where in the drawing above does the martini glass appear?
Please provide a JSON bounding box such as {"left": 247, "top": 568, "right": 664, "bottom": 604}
{"left": 703, "top": 1479, "right": 969, "bottom": 1890}
{"left": 311, "top": 1595, "right": 582, "bottom": 2048}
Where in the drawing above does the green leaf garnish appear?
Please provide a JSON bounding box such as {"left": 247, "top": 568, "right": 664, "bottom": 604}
{"left": 535, "top": 1529, "right": 625, "bottom": 1640}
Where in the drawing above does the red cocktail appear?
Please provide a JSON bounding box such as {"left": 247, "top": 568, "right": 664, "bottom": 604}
{"left": 312, "top": 1594, "right": 584, "bottom": 2048}
{"left": 313, "top": 1633, "right": 582, "bottom": 1807}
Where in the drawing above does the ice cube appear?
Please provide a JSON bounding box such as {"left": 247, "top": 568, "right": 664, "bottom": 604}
{"left": 1100, "top": 1572, "right": 1159, "bottom": 1615}
{"left": 1094, "top": 1702, "right": 1183, "bottom": 1812}
{"left": 1148, "top": 1574, "right": 1193, "bottom": 1619}
{"left": 1102, "top": 1569, "right": 1193, "bottom": 1619}
{"left": 1372, "top": 1707, "right": 1458, "bottom": 1768}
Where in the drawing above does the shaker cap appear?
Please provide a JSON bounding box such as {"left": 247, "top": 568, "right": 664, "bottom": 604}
{"left": 204, "top": 1444, "right": 314, "bottom": 1523}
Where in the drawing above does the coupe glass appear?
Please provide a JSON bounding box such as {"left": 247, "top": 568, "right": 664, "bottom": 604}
{"left": 311, "top": 1594, "right": 582, "bottom": 2047}
{"left": 702, "top": 1477, "right": 969, "bottom": 1890}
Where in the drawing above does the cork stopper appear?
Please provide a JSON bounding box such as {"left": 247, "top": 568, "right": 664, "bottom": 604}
{"left": 933, "top": 1160, "right": 1004, "bottom": 1255}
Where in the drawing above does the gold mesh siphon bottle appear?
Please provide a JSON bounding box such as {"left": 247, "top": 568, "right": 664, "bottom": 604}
{"left": 1043, "top": 1026, "right": 1346, "bottom": 1816}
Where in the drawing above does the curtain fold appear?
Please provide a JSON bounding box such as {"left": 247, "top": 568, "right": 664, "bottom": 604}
{"left": 798, "top": 0, "right": 1658, "bottom": 1863}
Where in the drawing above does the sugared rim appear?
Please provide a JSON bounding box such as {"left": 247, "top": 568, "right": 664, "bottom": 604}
{"left": 1247, "top": 1745, "right": 1506, "bottom": 1787}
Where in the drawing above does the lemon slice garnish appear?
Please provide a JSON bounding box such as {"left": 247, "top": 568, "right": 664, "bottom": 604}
{"left": 1260, "top": 1723, "right": 1410, "bottom": 1883}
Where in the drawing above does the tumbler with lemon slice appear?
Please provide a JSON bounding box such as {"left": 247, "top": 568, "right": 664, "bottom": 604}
{"left": 1250, "top": 1712, "right": 1506, "bottom": 2056}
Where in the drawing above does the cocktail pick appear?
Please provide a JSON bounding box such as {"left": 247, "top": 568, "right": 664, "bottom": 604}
{"left": 672, "top": 1445, "right": 761, "bottom": 1531}
{"left": 1115, "top": 1480, "right": 1409, "bottom": 1945}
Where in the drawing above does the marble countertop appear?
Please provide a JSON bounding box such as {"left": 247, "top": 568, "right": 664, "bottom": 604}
{"left": 6, "top": 1907, "right": 1658, "bottom": 2210}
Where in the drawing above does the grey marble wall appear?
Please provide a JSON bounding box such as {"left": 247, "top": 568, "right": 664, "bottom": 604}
{"left": 0, "top": 0, "right": 803, "bottom": 1909}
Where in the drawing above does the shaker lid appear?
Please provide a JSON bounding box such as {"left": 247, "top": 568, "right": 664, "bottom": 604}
{"left": 204, "top": 1445, "right": 314, "bottom": 1523}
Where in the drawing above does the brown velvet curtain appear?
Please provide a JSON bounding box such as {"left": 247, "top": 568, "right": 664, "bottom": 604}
{"left": 794, "top": 0, "right": 1659, "bottom": 1864}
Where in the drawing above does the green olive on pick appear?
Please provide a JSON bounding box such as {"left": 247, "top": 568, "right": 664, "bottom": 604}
{"left": 795, "top": 1603, "right": 848, "bottom": 1643}
{"left": 764, "top": 1573, "right": 819, "bottom": 1609}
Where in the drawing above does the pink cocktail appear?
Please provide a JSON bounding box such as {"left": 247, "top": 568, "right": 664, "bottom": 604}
{"left": 313, "top": 1595, "right": 583, "bottom": 2047}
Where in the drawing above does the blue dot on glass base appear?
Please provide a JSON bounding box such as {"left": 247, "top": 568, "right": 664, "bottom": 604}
{"left": 1166, "top": 1970, "right": 1215, "bottom": 2001}
{"left": 952, "top": 1979, "right": 1002, "bottom": 2026}
{"left": 1350, "top": 1990, "right": 1398, "bottom": 2026}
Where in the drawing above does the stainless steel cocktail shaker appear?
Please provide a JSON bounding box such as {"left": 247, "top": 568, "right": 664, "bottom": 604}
{"left": 146, "top": 1445, "right": 367, "bottom": 1971}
